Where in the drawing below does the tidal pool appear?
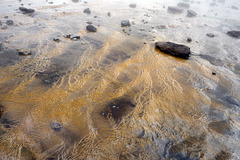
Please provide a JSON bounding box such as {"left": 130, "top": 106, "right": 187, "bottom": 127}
{"left": 0, "top": 0, "right": 240, "bottom": 159}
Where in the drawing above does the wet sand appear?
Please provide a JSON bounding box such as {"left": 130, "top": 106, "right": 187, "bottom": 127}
{"left": 0, "top": 0, "right": 240, "bottom": 159}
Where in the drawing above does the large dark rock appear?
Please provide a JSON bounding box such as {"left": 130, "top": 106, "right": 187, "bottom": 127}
{"left": 0, "top": 42, "right": 3, "bottom": 51}
{"left": 177, "top": 2, "right": 190, "bottom": 9}
{"left": 121, "top": 20, "right": 131, "bottom": 27}
{"left": 187, "top": 9, "right": 197, "bottom": 17}
{"left": 19, "top": 7, "right": 35, "bottom": 14}
{"left": 227, "top": 31, "right": 240, "bottom": 38}
{"left": 155, "top": 42, "right": 191, "bottom": 59}
{"left": 86, "top": 24, "right": 97, "bottom": 32}
{"left": 167, "top": 6, "right": 183, "bottom": 14}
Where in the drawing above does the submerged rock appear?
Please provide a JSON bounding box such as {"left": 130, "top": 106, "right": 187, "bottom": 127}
{"left": 155, "top": 42, "right": 191, "bottom": 59}
{"left": 6, "top": 20, "right": 13, "bottom": 25}
{"left": 187, "top": 9, "right": 197, "bottom": 17}
{"left": 177, "top": 2, "right": 190, "bottom": 9}
{"left": 86, "top": 24, "right": 97, "bottom": 32}
{"left": 83, "top": 8, "right": 91, "bottom": 14}
{"left": 17, "top": 49, "right": 31, "bottom": 56}
{"left": 129, "top": 3, "right": 137, "bottom": 8}
{"left": 50, "top": 121, "right": 63, "bottom": 132}
{"left": 19, "top": 7, "right": 35, "bottom": 14}
{"left": 167, "top": 6, "right": 183, "bottom": 14}
{"left": 227, "top": 31, "right": 240, "bottom": 38}
{"left": 121, "top": 20, "right": 131, "bottom": 27}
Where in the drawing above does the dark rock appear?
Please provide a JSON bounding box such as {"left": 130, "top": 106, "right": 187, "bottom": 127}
{"left": 129, "top": 3, "right": 137, "bottom": 8}
{"left": 227, "top": 31, "right": 240, "bottom": 38}
{"left": 53, "top": 37, "right": 60, "bottom": 42}
{"left": 155, "top": 42, "right": 191, "bottom": 59}
{"left": 6, "top": 20, "right": 13, "bottom": 25}
{"left": 187, "top": 38, "right": 192, "bottom": 42}
{"left": 0, "top": 42, "right": 3, "bottom": 51}
{"left": 4, "top": 16, "right": 8, "bottom": 19}
{"left": 206, "top": 33, "right": 215, "bottom": 38}
{"left": 208, "top": 121, "right": 231, "bottom": 134}
{"left": 187, "top": 9, "right": 197, "bottom": 17}
{"left": 167, "top": 6, "right": 183, "bottom": 14}
{"left": 231, "top": 6, "right": 238, "bottom": 10}
{"left": 83, "top": 8, "right": 91, "bottom": 14}
{"left": 107, "top": 12, "right": 111, "bottom": 17}
{"left": 0, "top": 105, "right": 3, "bottom": 119}
{"left": 121, "top": 20, "right": 131, "bottom": 27}
{"left": 70, "top": 34, "right": 80, "bottom": 40}
{"left": 17, "top": 49, "right": 32, "bottom": 56}
{"left": 177, "top": 2, "right": 190, "bottom": 9}
{"left": 50, "top": 121, "right": 63, "bottom": 132}
{"left": 19, "top": 7, "right": 35, "bottom": 13}
{"left": 0, "top": 20, "right": 2, "bottom": 26}
{"left": 212, "top": 71, "right": 216, "bottom": 75}
{"left": 86, "top": 24, "right": 97, "bottom": 32}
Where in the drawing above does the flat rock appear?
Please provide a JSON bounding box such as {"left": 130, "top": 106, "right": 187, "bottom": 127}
{"left": 155, "top": 42, "right": 191, "bottom": 59}
{"left": 17, "top": 49, "right": 32, "bottom": 56}
{"left": 50, "top": 121, "right": 63, "bottom": 132}
{"left": 86, "top": 24, "right": 97, "bottom": 32}
{"left": 121, "top": 20, "right": 131, "bottom": 27}
{"left": 167, "top": 6, "right": 183, "bottom": 14}
{"left": 19, "top": 7, "right": 35, "bottom": 14}
{"left": 187, "top": 9, "right": 197, "bottom": 17}
{"left": 83, "top": 8, "right": 91, "bottom": 14}
{"left": 177, "top": 2, "right": 190, "bottom": 9}
{"left": 227, "top": 31, "right": 240, "bottom": 38}
{"left": 129, "top": 3, "right": 137, "bottom": 8}
{"left": 6, "top": 20, "right": 13, "bottom": 25}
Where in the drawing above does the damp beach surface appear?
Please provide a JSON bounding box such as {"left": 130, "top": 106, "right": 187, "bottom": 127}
{"left": 0, "top": 0, "right": 240, "bottom": 159}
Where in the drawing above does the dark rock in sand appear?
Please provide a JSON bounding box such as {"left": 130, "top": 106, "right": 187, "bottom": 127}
{"left": 121, "top": 20, "right": 131, "bottom": 27}
{"left": 6, "top": 20, "right": 13, "bottom": 25}
{"left": 227, "top": 31, "right": 240, "bottom": 38}
{"left": 206, "top": 33, "right": 215, "bottom": 38}
{"left": 17, "top": 49, "right": 32, "bottom": 56}
{"left": 177, "top": 2, "right": 190, "bottom": 9}
{"left": 155, "top": 42, "right": 191, "bottom": 59}
{"left": 167, "top": 6, "right": 183, "bottom": 14}
{"left": 83, "top": 8, "right": 91, "bottom": 14}
{"left": 129, "top": 3, "right": 137, "bottom": 8}
{"left": 19, "top": 7, "right": 35, "bottom": 13}
{"left": 187, "top": 38, "right": 192, "bottom": 42}
{"left": 53, "top": 37, "right": 60, "bottom": 42}
{"left": 0, "top": 105, "right": 3, "bottom": 119}
{"left": 0, "top": 20, "right": 2, "bottom": 26}
{"left": 86, "top": 24, "right": 97, "bottom": 32}
{"left": 212, "top": 71, "right": 216, "bottom": 75}
{"left": 187, "top": 9, "right": 197, "bottom": 17}
{"left": 50, "top": 121, "right": 63, "bottom": 132}
{"left": 107, "top": 12, "right": 111, "bottom": 17}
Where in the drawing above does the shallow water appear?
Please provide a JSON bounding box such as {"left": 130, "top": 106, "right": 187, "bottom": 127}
{"left": 0, "top": 0, "right": 240, "bottom": 159}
